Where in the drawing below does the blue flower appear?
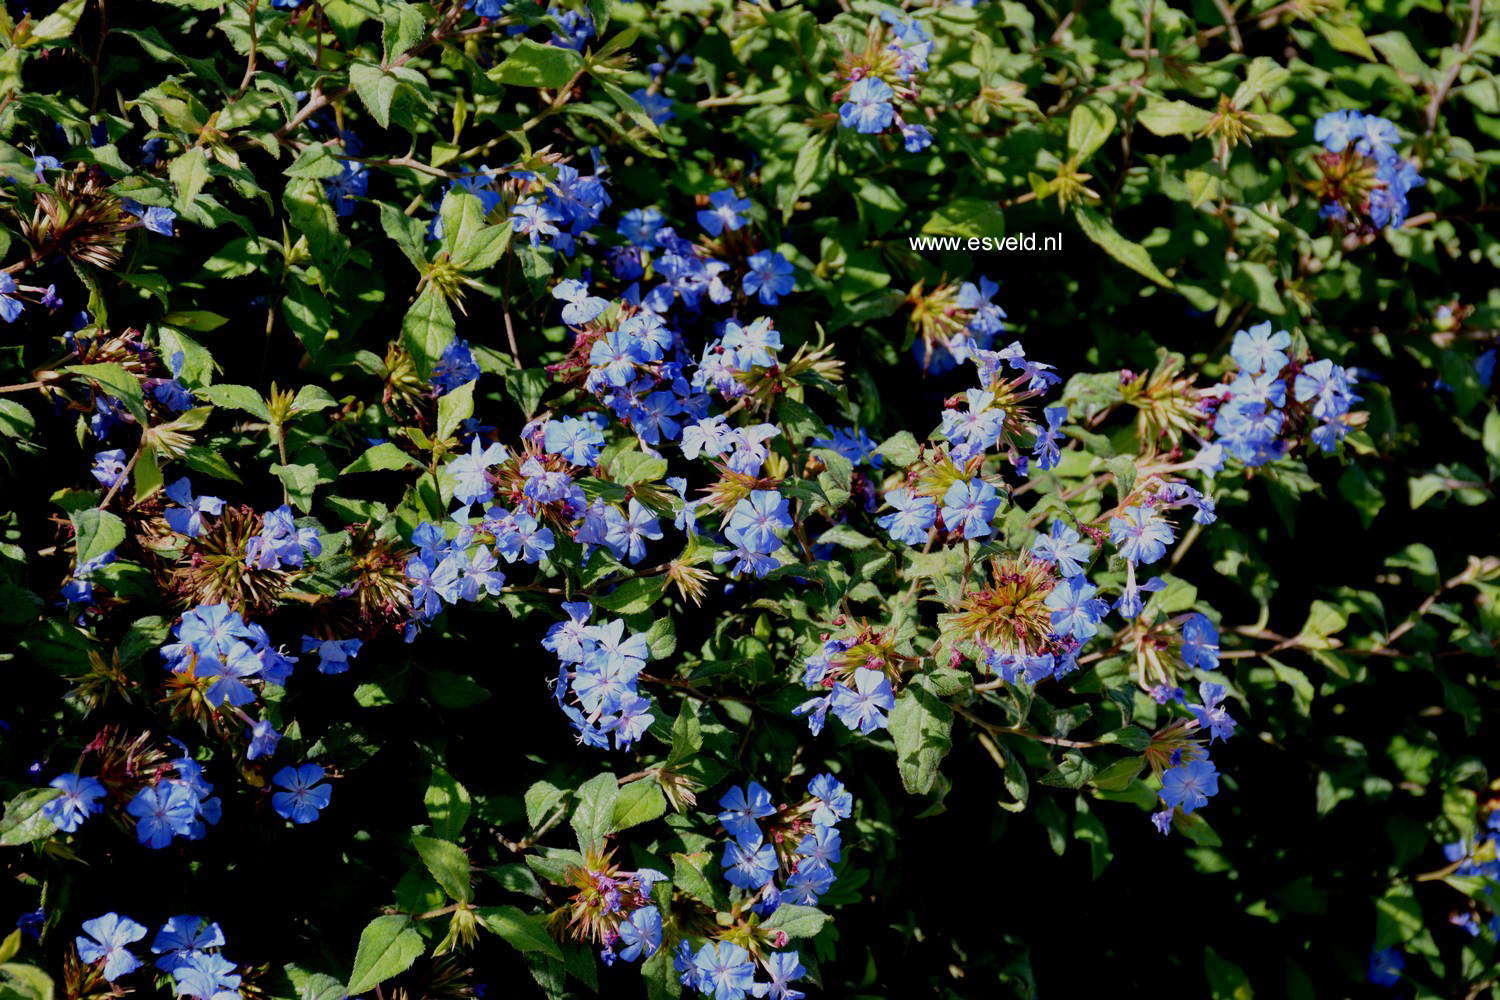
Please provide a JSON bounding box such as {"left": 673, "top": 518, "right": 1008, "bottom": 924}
{"left": 781, "top": 863, "right": 834, "bottom": 905}
{"left": 807, "top": 773, "right": 852, "bottom": 827}
{"left": 552, "top": 278, "right": 609, "bottom": 326}
{"left": 199, "top": 642, "right": 262, "bottom": 706}
{"left": 1031, "top": 520, "right": 1091, "bottom": 577}
{"left": 722, "top": 835, "right": 778, "bottom": 889}
{"left": 698, "top": 189, "right": 752, "bottom": 236}
{"left": 840, "top": 77, "right": 896, "bottom": 134}
{"left": 631, "top": 89, "right": 675, "bottom": 124}
{"left": 245, "top": 505, "right": 322, "bottom": 569}
{"left": 605, "top": 499, "right": 663, "bottom": 564}
{"left": 127, "top": 783, "right": 198, "bottom": 848}
{"left": 1160, "top": 757, "right": 1218, "bottom": 814}
{"left": 151, "top": 915, "right": 225, "bottom": 973}
{"left": 795, "top": 823, "right": 841, "bottom": 870}
{"left": 0, "top": 273, "right": 24, "bottom": 323}
{"left": 742, "top": 250, "right": 795, "bottom": 305}
{"left": 544, "top": 415, "right": 605, "bottom": 467}
{"left": 940, "top": 478, "right": 1000, "bottom": 540}
{"left": 1044, "top": 576, "right": 1108, "bottom": 641}
{"left": 618, "top": 207, "right": 665, "bottom": 246}
{"left": 245, "top": 718, "right": 282, "bottom": 760}
{"left": 1313, "top": 109, "right": 1363, "bottom": 153}
{"left": 164, "top": 478, "right": 224, "bottom": 538}
{"left": 722, "top": 316, "right": 783, "bottom": 368}
{"left": 1367, "top": 946, "right": 1404, "bottom": 986}
{"left": 691, "top": 940, "right": 755, "bottom": 1000}
{"left": 1187, "top": 682, "right": 1237, "bottom": 743}
{"left": 76, "top": 913, "right": 147, "bottom": 981}
{"left": 510, "top": 198, "right": 561, "bottom": 245}
{"left": 173, "top": 949, "right": 241, "bottom": 998}
{"left": 301, "top": 636, "right": 363, "bottom": 674}
{"left": 725, "top": 490, "right": 791, "bottom": 555}
{"left": 1108, "top": 506, "right": 1174, "bottom": 564}
{"left": 877, "top": 488, "right": 936, "bottom": 546}
{"left": 718, "top": 781, "right": 775, "bottom": 846}
{"left": 42, "top": 773, "right": 107, "bottom": 832}
{"left": 446, "top": 438, "right": 506, "bottom": 505}
{"left": 432, "top": 339, "right": 481, "bottom": 395}
{"left": 92, "top": 449, "right": 128, "bottom": 489}
{"left": 616, "top": 905, "right": 661, "bottom": 962}
{"left": 900, "top": 122, "right": 933, "bottom": 152}
{"left": 1180, "top": 613, "right": 1219, "bottom": 669}
{"left": 830, "top": 666, "right": 895, "bottom": 734}
{"left": 755, "top": 950, "right": 807, "bottom": 1000}
{"left": 271, "top": 763, "right": 332, "bottom": 823}
{"left": 1229, "top": 321, "right": 1291, "bottom": 374}
{"left": 1032, "top": 404, "right": 1068, "bottom": 471}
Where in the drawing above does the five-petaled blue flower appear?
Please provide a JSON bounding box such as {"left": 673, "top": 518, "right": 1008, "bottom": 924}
{"left": 840, "top": 77, "right": 896, "bottom": 134}
{"left": 76, "top": 913, "right": 148, "bottom": 981}
{"left": 271, "top": 763, "right": 332, "bottom": 823}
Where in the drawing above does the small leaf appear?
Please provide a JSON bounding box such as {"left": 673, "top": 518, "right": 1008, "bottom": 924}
{"left": 570, "top": 772, "right": 618, "bottom": 853}
{"left": 71, "top": 508, "right": 125, "bottom": 564}
{"left": 345, "top": 916, "right": 423, "bottom": 995}
{"left": 489, "top": 39, "right": 584, "bottom": 88}
{"left": 888, "top": 672, "right": 953, "bottom": 796}
{"left": 412, "top": 836, "right": 473, "bottom": 903}
{"left": 1074, "top": 206, "right": 1173, "bottom": 289}
{"left": 0, "top": 788, "right": 62, "bottom": 847}
{"left": 198, "top": 384, "right": 272, "bottom": 422}
{"left": 1068, "top": 101, "right": 1116, "bottom": 161}
{"left": 477, "top": 905, "right": 563, "bottom": 961}
{"left": 342, "top": 442, "right": 421, "bottom": 474}
{"left": 760, "top": 903, "right": 830, "bottom": 939}
{"left": 1136, "top": 100, "right": 1214, "bottom": 138}
{"left": 436, "top": 380, "right": 476, "bottom": 443}
{"left": 610, "top": 780, "right": 666, "bottom": 832}
{"left": 425, "top": 767, "right": 472, "bottom": 840}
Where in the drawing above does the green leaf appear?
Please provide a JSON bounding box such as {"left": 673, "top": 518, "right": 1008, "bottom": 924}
{"left": 477, "top": 905, "right": 563, "bottom": 961}
{"left": 63, "top": 363, "right": 148, "bottom": 424}
{"left": 761, "top": 903, "right": 831, "bottom": 939}
{"left": 345, "top": 916, "right": 423, "bottom": 995}
{"left": 425, "top": 767, "right": 472, "bottom": 840}
{"left": 402, "top": 285, "right": 455, "bottom": 379}
{"left": 71, "top": 508, "right": 125, "bottom": 565}
{"left": 0, "top": 788, "right": 62, "bottom": 847}
{"left": 1136, "top": 100, "right": 1214, "bottom": 138}
{"left": 282, "top": 278, "right": 333, "bottom": 358}
{"left": 670, "top": 851, "right": 729, "bottom": 910}
{"left": 349, "top": 61, "right": 399, "bottom": 128}
{"left": 490, "top": 38, "right": 584, "bottom": 88}
{"left": 1068, "top": 101, "right": 1116, "bottom": 161}
{"left": 169, "top": 150, "right": 211, "bottom": 215}
{"left": 525, "top": 847, "right": 585, "bottom": 885}
{"left": 30, "top": 0, "right": 88, "bottom": 43}
{"left": 1088, "top": 756, "right": 1143, "bottom": 792}
{"left": 1314, "top": 14, "right": 1376, "bottom": 61}
{"left": 1074, "top": 206, "right": 1173, "bottom": 289}
{"left": 888, "top": 672, "right": 953, "bottom": 796}
{"left": 875, "top": 430, "right": 919, "bottom": 467}
{"left": 610, "top": 779, "right": 666, "bottom": 832}
{"left": 592, "top": 575, "right": 668, "bottom": 615}
{"left": 570, "top": 771, "right": 618, "bottom": 853}
{"left": 198, "top": 384, "right": 272, "bottom": 422}
{"left": 412, "top": 836, "right": 473, "bottom": 903}
{"left": 1231, "top": 56, "right": 1291, "bottom": 108}
{"left": 342, "top": 442, "right": 421, "bottom": 474}
{"left": 1039, "top": 750, "right": 1096, "bottom": 788}
{"left": 436, "top": 380, "right": 476, "bottom": 442}
{"left": 921, "top": 197, "right": 1004, "bottom": 240}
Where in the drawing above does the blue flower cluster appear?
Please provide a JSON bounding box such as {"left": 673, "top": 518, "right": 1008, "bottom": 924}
{"left": 543, "top": 603, "right": 656, "bottom": 750}
{"left": 677, "top": 942, "right": 805, "bottom": 1000}
{"left": 245, "top": 504, "right": 322, "bottom": 570}
{"left": 1210, "top": 321, "right": 1361, "bottom": 465}
{"left": 836, "top": 12, "right": 934, "bottom": 153}
{"left": 74, "top": 911, "right": 243, "bottom": 998}
{"left": 124, "top": 752, "right": 220, "bottom": 849}
{"left": 1312, "top": 109, "right": 1425, "bottom": 229}
{"left": 508, "top": 159, "right": 611, "bottom": 257}
{"left": 912, "top": 276, "right": 1007, "bottom": 373}
{"left": 404, "top": 518, "right": 510, "bottom": 634}
{"left": 794, "top": 639, "right": 898, "bottom": 737}
{"left": 715, "top": 489, "right": 794, "bottom": 579}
